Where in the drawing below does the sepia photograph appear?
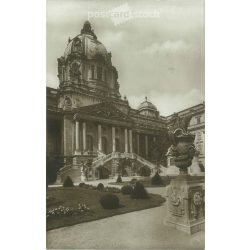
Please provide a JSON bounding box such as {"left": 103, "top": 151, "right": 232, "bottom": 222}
{"left": 46, "top": 0, "right": 205, "bottom": 249}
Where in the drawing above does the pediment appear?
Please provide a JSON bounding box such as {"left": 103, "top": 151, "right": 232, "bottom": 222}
{"left": 74, "top": 102, "right": 132, "bottom": 122}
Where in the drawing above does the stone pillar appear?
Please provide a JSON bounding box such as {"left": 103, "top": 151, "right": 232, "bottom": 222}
{"left": 124, "top": 128, "right": 128, "bottom": 153}
{"left": 145, "top": 135, "right": 148, "bottom": 158}
{"left": 129, "top": 129, "right": 133, "bottom": 153}
{"left": 75, "top": 121, "right": 80, "bottom": 155}
{"left": 112, "top": 127, "right": 116, "bottom": 152}
{"left": 98, "top": 124, "right": 102, "bottom": 151}
{"left": 82, "top": 122, "right": 86, "bottom": 152}
{"left": 137, "top": 134, "right": 140, "bottom": 155}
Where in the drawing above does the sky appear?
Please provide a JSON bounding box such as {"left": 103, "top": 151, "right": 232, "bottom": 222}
{"left": 47, "top": 0, "right": 204, "bottom": 116}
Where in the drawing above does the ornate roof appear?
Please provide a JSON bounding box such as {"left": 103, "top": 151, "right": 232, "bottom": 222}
{"left": 64, "top": 21, "right": 111, "bottom": 65}
{"left": 138, "top": 97, "right": 157, "bottom": 111}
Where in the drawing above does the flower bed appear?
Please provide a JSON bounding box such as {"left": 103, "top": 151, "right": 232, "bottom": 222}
{"left": 47, "top": 203, "right": 92, "bottom": 219}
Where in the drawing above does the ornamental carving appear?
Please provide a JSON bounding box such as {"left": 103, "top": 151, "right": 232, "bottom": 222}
{"left": 168, "top": 187, "right": 184, "bottom": 217}
{"left": 63, "top": 96, "right": 72, "bottom": 110}
{"left": 189, "top": 188, "right": 205, "bottom": 220}
{"left": 193, "top": 191, "right": 203, "bottom": 206}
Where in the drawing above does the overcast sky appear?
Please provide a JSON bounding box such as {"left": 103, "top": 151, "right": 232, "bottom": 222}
{"left": 47, "top": 0, "right": 204, "bottom": 116}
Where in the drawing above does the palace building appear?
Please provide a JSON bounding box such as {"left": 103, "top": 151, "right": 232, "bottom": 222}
{"left": 46, "top": 21, "right": 205, "bottom": 183}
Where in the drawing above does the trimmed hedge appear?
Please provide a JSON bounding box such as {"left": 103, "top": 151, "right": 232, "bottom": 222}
{"left": 151, "top": 172, "right": 163, "bottom": 185}
{"left": 100, "top": 193, "right": 120, "bottom": 209}
{"left": 130, "top": 178, "right": 137, "bottom": 184}
{"left": 121, "top": 185, "right": 133, "bottom": 195}
{"left": 63, "top": 176, "right": 74, "bottom": 187}
{"left": 139, "top": 165, "right": 151, "bottom": 177}
{"left": 116, "top": 175, "right": 122, "bottom": 183}
{"left": 131, "top": 182, "right": 148, "bottom": 199}
{"left": 97, "top": 183, "right": 104, "bottom": 191}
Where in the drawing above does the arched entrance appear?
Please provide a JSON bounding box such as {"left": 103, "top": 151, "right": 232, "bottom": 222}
{"left": 97, "top": 165, "right": 110, "bottom": 179}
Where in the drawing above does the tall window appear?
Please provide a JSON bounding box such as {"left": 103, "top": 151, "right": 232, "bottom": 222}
{"left": 87, "top": 135, "right": 93, "bottom": 151}
{"left": 196, "top": 116, "right": 201, "bottom": 124}
{"left": 102, "top": 137, "right": 108, "bottom": 154}
{"left": 104, "top": 70, "right": 107, "bottom": 82}
{"left": 73, "top": 39, "right": 81, "bottom": 52}
{"left": 115, "top": 138, "right": 120, "bottom": 152}
{"left": 97, "top": 66, "right": 102, "bottom": 80}
{"left": 91, "top": 65, "right": 95, "bottom": 79}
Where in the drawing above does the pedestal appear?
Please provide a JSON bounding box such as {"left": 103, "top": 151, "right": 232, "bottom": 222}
{"left": 165, "top": 175, "right": 205, "bottom": 234}
{"left": 166, "top": 165, "right": 180, "bottom": 176}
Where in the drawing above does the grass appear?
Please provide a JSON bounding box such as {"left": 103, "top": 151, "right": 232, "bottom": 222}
{"left": 46, "top": 187, "right": 166, "bottom": 231}
{"left": 109, "top": 176, "right": 171, "bottom": 187}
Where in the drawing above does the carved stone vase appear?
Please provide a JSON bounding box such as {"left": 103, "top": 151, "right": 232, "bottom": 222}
{"left": 172, "top": 130, "right": 196, "bottom": 175}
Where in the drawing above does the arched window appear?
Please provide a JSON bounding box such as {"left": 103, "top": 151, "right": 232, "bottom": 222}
{"left": 102, "top": 137, "right": 108, "bottom": 154}
{"left": 73, "top": 39, "right": 81, "bottom": 52}
{"left": 87, "top": 135, "right": 93, "bottom": 151}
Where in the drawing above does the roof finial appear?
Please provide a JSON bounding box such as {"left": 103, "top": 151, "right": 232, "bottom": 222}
{"left": 145, "top": 96, "right": 147, "bottom": 101}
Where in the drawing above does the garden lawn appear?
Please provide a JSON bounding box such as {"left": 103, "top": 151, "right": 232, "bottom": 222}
{"left": 109, "top": 176, "right": 171, "bottom": 187}
{"left": 47, "top": 187, "right": 165, "bottom": 231}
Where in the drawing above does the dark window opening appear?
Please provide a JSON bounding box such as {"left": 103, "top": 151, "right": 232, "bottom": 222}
{"left": 97, "top": 66, "right": 102, "bottom": 80}
{"left": 91, "top": 65, "right": 95, "bottom": 79}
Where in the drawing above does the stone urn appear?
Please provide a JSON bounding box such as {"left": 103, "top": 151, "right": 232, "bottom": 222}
{"left": 170, "top": 128, "right": 196, "bottom": 175}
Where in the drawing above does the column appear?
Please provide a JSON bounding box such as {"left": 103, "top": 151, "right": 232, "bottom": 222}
{"left": 82, "top": 122, "right": 86, "bottom": 151}
{"left": 98, "top": 124, "right": 102, "bottom": 151}
{"left": 137, "top": 134, "right": 140, "bottom": 155}
{"left": 112, "top": 127, "right": 116, "bottom": 152}
{"left": 124, "top": 128, "right": 128, "bottom": 153}
{"left": 145, "top": 135, "right": 148, "bottom": 159}
{"left": 75, "top": 121, "right": 80, "bottom": 154}
{"left": 129, "top": 129, "right": 133, "bottom": 153}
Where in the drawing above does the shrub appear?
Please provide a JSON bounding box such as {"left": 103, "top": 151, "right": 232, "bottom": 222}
{"left": 130, "top": 178, "right": 137, "bottom": 184}
{"left": 131, "top": 182, "right": 148, "bottom": 199}
{"left": 121, "top": 185, "right": 133, "bottom": 195}
{"left": 151, "top": 172, "right": 163, "bottom": 185}
{"left": 116, "top": 175, "right": 122, "bottom": 183}
{"left": 100, "top": 193, "right": 120, "bottom": 209}
{"left": 63, "top": 176, "right": 74, "bottom": 187}
{"left": 97, "top": 183, "right": 104, "bottom": 191}
{"left": 78, "top": 182, "right": 85, "bottom": 188}
{"left": 139, "top": 165, "right": 151, "bottom": 177}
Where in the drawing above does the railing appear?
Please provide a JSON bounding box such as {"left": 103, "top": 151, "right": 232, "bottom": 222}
{"left": 58, "top": 151, "right": 167, "bottom": 176}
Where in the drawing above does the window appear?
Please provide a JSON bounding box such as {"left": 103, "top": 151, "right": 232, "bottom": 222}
{"left": 102, "top": 137, "right": 108, "bottom": 154}
{"left": 104, "top": 70, "right": 107, "bottom": 82}
{"left": 196, "top": 116, "right": 201, "bottom": 124}
{"left": 87, "top": 135, "right": 93, "bottom": 151}
{"left": 73, "top": 39, "right": 81, "bottom": 52}
{"left": 115, "top": 138, "right": 120, "bottom": 152}
{"left": 91, "top": 65, "right": 95, "bottom": 79}
{"left": 97, "top": 66, "right": 102, "bottom": 80}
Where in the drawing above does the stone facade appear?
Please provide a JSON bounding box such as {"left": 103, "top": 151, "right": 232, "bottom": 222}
{"left": 46, "top": 22, "right": 205, "bottom": 182}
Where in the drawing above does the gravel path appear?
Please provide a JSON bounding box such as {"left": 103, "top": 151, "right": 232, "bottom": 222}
{"left": 47, "top": 187, "right": 204, "bottom": 249}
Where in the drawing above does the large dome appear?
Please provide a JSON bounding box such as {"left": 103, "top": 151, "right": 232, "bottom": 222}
{"left": 64, "top": 21, "right": 111, "bottom": 65}
{"left": 138, "top": 97, "right": 157, "bottom": 111}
